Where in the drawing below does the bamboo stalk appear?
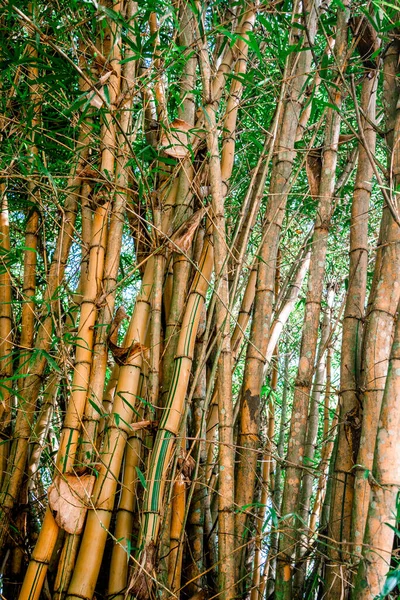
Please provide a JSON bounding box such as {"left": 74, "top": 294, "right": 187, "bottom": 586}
{"left": 0, "top": 191, "right": 12, "bottom": 487}
{"left": 51, "top": 2, "right": 128, "bottom": 588}
{"left": 264, "top": 352, "right": 291, "bottom": 600}
{"left": 309, "top": 361, "right": 336, "bottom": 534}
{"left": 199, "top": 8, "right": 257, "bottom": 596}
{"left": 352, "top": 295, "right": 400, "bottom": 598}
{"left": 58, "top": 201, "right": 109, "bottom": 470}
{"left": 160, "top": 0, "right": 197, "bottom": 410}
{"left": 293, "top": 286, "right": 334, "bottom": 596}
{"left": 79, "top": 0, "right": 135, "bottom": 466}
{"left": 186, "top": 300, "right": 207, "bottom": 596}
{"left": 251, "top": 347, "right": 279, "bottom": 600}
{"left": 18, "top": 199, "right": 109, "bottom": 600}
{"left": 19, "top": 32, "right": 40, "bottom": 379}
{"left": 168, "top": 474, "right": 186, "bottom": 594}
{"left": 197, "top": 9, "right": 257, "bottom": 593}
{"left": 107, "top": 375, "right": 145, "bottom": 600}
{"left": 52, "top": 208, "right": 110, "bottom": 599}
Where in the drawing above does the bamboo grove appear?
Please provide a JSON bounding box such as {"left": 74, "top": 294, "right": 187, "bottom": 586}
{"left": 1, "top": 0, "right": 400, "bottom": 598}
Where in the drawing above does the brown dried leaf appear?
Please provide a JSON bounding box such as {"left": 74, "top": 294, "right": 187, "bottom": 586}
{"left": 167, "top": 206, "right": 207, "bottom": 254}
{"left": 48, "top": 473, "right": 95, "bottom": 534}
{"left": 177, "top": 448, "right": 196, "bottom": 478}
{"left": 350, "top": 16, "right": 380, "bottom": 70}
{"left": 89, "top": 88, "right": 106, "bottom": 109}
{"left": 306, "top": 149, "right": 322, "bottom": 199}
{"left": 159, "top": 118, "right": 191, "bottom": 159}
{"left": 77, "top": 166, "right": 99, "bottom": 179}
{"left": 338, "top": 134, "right": 356, "bottom": 144}
{"left": 108, "top": 339, "right": 148, "bottom": 366}
{"left": 125, "top": 541, "right": 156, "bottom": 600}
{"left": 109, "top": 306, "right": 129, "bottom": 345}
{"left": 98, "top": 71, "right": 113, "bottom": 86}
{"left": 130, "top": 420, "right": 156, "bottom": 432}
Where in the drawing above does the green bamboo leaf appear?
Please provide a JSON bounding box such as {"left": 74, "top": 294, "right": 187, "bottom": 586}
{"left": 378, "top": 569, "right": 400, "bottom": 598}
{"left": 39, "top": 350, "right": 61, "bottom": 374}
{"left": 135, "top": 467, "right": 147, "bottom": 490}
{"left": 88, "top": 399, "right": 105, "bottom": 418}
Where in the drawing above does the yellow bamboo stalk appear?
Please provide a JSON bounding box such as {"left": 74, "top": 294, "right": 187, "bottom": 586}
{"left": 58, "top": 202, "right": 109, "bottom": 469}
{"left": 168, "top": 474, "right": 186, "bottom": 595}
{"left": 79, "top": 0, "right": 134, "bottom": 462}
{"left": 107, "top": 419, "right": 144, "bottom": 599}
{"left": 107, "top": 359, "right": 146, "bottom": 599}
{"left": 50, "top": 3, "right": 126, "bottom": 588}
{"left": 0, "top": 191, "right": 12, "bottom": 487}
{"left": 19, "top": 36, "right": 40, "bottom": 378}
{"left": 160, "top": 0, "right": 197, "bottom": 410}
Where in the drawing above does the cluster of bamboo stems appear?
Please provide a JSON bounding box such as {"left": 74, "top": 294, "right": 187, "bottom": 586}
{"left": 1, "top": 1, "right": 400, "bottom": 599}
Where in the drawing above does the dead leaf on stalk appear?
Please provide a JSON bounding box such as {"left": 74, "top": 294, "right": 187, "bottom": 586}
{"left": 167, "top": 206, "right": 207, "bottom": 254}
{"left": 350, "top": 15, "right": 380, "bottom": 70}
{"left": 48, "top": 473, "right": 95, "bottom": 534}
{"left": 125, "top": 541, "right": 156, "bottom": 600}
{"left": 109, "top": 306, "right": 129, "bottom": 346}
{"left": 77, "top": 166, "right": 99, "bottom": 179}
{"left": 338, "top": 134, "right": 356, "bottom": 144}
{"left": 108, "top": 340, "right": 148, "bottom": 366}
{"left": 306, "top": 149, "right": 322, "bottom": 199}
{"left": 177, "top": 447, "right": 196, "bottom": 478}
{"left": 89, "top": 88, "right": 106, "bottom": 109}
{"left": 108, "top": 306, "right": 147, "bottom": 365}
{"left": 159, "top": 118, "right": 191, "bottom": 159}
{"left": 88, "top": 71, "right": 115, "bottom": 109}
